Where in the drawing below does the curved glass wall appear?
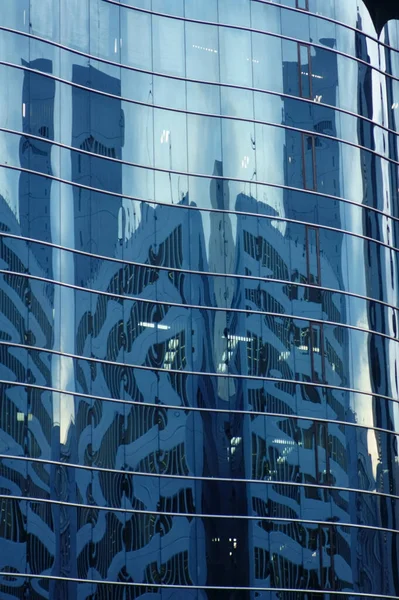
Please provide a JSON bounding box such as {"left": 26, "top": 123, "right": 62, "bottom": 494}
{"left": 1, "top": 1, "right": 399, "bottom": 598}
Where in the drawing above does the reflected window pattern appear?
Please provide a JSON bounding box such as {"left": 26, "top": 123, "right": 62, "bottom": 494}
{"left": 1, "top": 1, "right": 399, "bottom": 599}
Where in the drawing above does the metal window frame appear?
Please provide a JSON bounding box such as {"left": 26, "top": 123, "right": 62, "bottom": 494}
{"left": 298, "top": 42, "right": 313, "bottom": 99}
{"left": 301, "top": 133, "right": 317, "bottom": 191}
{"left": 305, "top": 225, "right": 322, "bottom": 287}
{"left": 296, "top": 0, "right": 309, "bottom": 11}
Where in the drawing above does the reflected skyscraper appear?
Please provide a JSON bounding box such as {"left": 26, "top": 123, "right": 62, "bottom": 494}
{"left": 1, "top": 1, "right": 399, "bottom": 599}
{"left": 19, "top": 58, "right": 55, "bottom": 280}
{"left": 71, "top": 64, "right": 124, "bottom": 278}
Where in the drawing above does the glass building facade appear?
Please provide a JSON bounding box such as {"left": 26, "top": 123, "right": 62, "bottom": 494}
{"left": 0, "top": 0, "right": 399, "bottom": 598}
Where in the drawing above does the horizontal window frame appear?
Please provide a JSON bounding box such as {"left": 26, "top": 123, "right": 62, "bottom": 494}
{"left": 1, "top": 379, "right": 398, "bottom": 435}
{"left": 100, "top": 0, "right": 399, "bottom": 77}
{"left": 2, "top": 450, "right": 398, "bottom": 502}
{"left": 1, "top": 230, "right": 398, "bottom": 316}
{"left": 1, "top": 493, "right": 398, "bottom": 535}
{"left": 1, "top": 24, "right": 399, "bottom": 142}
{"left": 0, "top": 569, "right": 397, "bottom": 597}
{"left": 255, "top": 0, "right": 393, "bottom": 48}
{"left": 1, "top": 328, "right": 398, "bottom": 400}
{"left": 2, "top": 59, "right": 399, "bottom": 174}
{"left": 2, "top": 269, "right": 399, "bottom": 344}
{"left": 3, "top": 146, "right": 399, "bottom": 242}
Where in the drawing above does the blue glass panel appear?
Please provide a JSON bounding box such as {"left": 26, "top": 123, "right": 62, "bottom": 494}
{"left": 1, "top": 2, "right": 399, "bottom": 598}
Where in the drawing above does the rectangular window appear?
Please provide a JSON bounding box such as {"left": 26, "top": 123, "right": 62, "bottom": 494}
{"left": 306, "top": 225, "right": 321, "bottom": 292}
{"left": 309, "top": 322, "right": 325, "bottom": 383}
{"left": 302, "top": 134, "right": 317, "bottom": 190}
{"left": 317, "top": 422, "right": 330, "bottom": 483}
{"left": 307, "top": 518, "right": 324, "bottom": 587}
{"left": 298, "top": 43, "right": 312, "bottom": 98}
{"left": 296, "top": 0, "right": 309, "bottom": 9}
{"left": 327, "top": 524, "right": 336, "bottom": 589}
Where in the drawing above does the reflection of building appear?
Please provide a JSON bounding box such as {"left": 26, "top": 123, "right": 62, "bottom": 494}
{"left": 1, "top": 1, "right": 399, "bottom": 599}
{"left": 356, "top": 16, "right": 399, "bottom": 596}
{"left": 1, "top": 59, "right": 60, "bottom": 600}
{"left": 19, "top": 58, "right": 55, "bottom": 280}
{"left": 72, "top": 195, "right": 213, "bottom": 597}
{"left": 72, "top": 65, "right": 125, "bottom": 283}
{"left": 0, "top": 199, "right": 56, "bottom": 599}
{"left": 231, "top": 191, "right": 355, "bottom": 593}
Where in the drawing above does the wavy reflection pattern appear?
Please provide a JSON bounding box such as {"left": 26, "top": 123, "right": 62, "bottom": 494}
{"left": 1, "top": 1, "right": 399, "bottom": 599}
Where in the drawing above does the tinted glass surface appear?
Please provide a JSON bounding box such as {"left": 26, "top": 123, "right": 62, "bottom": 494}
{"left": 1, "top": 1, "right": 399, "bottom": 599}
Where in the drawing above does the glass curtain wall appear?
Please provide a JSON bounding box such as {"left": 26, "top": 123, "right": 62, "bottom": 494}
{"left": 0, "top": 0, "right": 399, "bottom": 598}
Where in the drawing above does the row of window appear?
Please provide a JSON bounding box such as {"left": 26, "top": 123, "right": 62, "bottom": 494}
{"left": 1, "top": 279, "right": 398, "bottom": 373}
{"left": 1, "top": 374, "right": 398, "bottom": 430}
{"left": 1, "top": 492, "right": 398, "bottom": 538}
{"left": 0, "top": 443, "right": 397, "bottom": 519}
{"left": 1, "top": 0, "right": 394, "bottom": 72}
{"left": 1, "top": 491, "right": 387, "bottom": 579}
{"left": 0, "top": 578, "right": 393, "bottom": 600}
{"left": 1, "top": 190, "right": 398, "bottom": 285}
{"left": 0, "top": 319, "right": 397, "bottom": 400}
{"left": 2, "top": 135, "right": 399, "bottom": 236}
{"left": 2, "top": 30, "right": 399, "bottom": 138}
{"left": 270, "top": 0, "right": 385, "bottom": 40}
{"left": 2, "top": 222, "right": 398, "bottom": 319}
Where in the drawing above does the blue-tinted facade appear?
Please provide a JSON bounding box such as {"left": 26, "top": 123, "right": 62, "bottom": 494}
{"left": 0, "top": 1, "right": 399, "bottom": 598}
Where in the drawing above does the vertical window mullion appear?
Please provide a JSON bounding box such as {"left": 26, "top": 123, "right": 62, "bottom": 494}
{"left": 312, "top": 135, "right": 317, "bottom": 190}
{"left": 307, "top": 44, "right": 313, "bottom": 98}
{"left": 306, "top": 225, "right": 321, "bottom": 287}
{"left": 326, "top": 425, "right": 332, "bottom": 487}
{"left": 314, "top": 421, "right": 320, "bottom": 483}
{"left": 301, "top": 133, "right": 307, "bottom": 189}
{"left": 330, "top": 524, "right": 336, "bottom": 590}
{"left": 309, "top": 321, "right": 316, "bottom": 381}
{"left": 302, "top": 134, "right": 317, "bottom": 191}
{"left": 320, "top": 323, "right": 326, "bottom": 383}
{"left": 305, "top": 225, "right": 311, "bottom": 285}
{"left": 298, "top": 43, "right": 312, "bottom": 99}
{"left": 297, "top": 43, "right": 303, "bottom": 98}
{"left": 316, "top": 227, "right": 321, "bottom": 287}
{"left": 318, "top": 524, "right": 324, "bottom": 589}
{"left": 296, "top": 0, "right": 309, "bottom": 10}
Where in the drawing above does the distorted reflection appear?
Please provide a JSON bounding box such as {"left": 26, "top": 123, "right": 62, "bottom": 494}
{"left": 1, "top": 3, "right": 399, "bottom": 599}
